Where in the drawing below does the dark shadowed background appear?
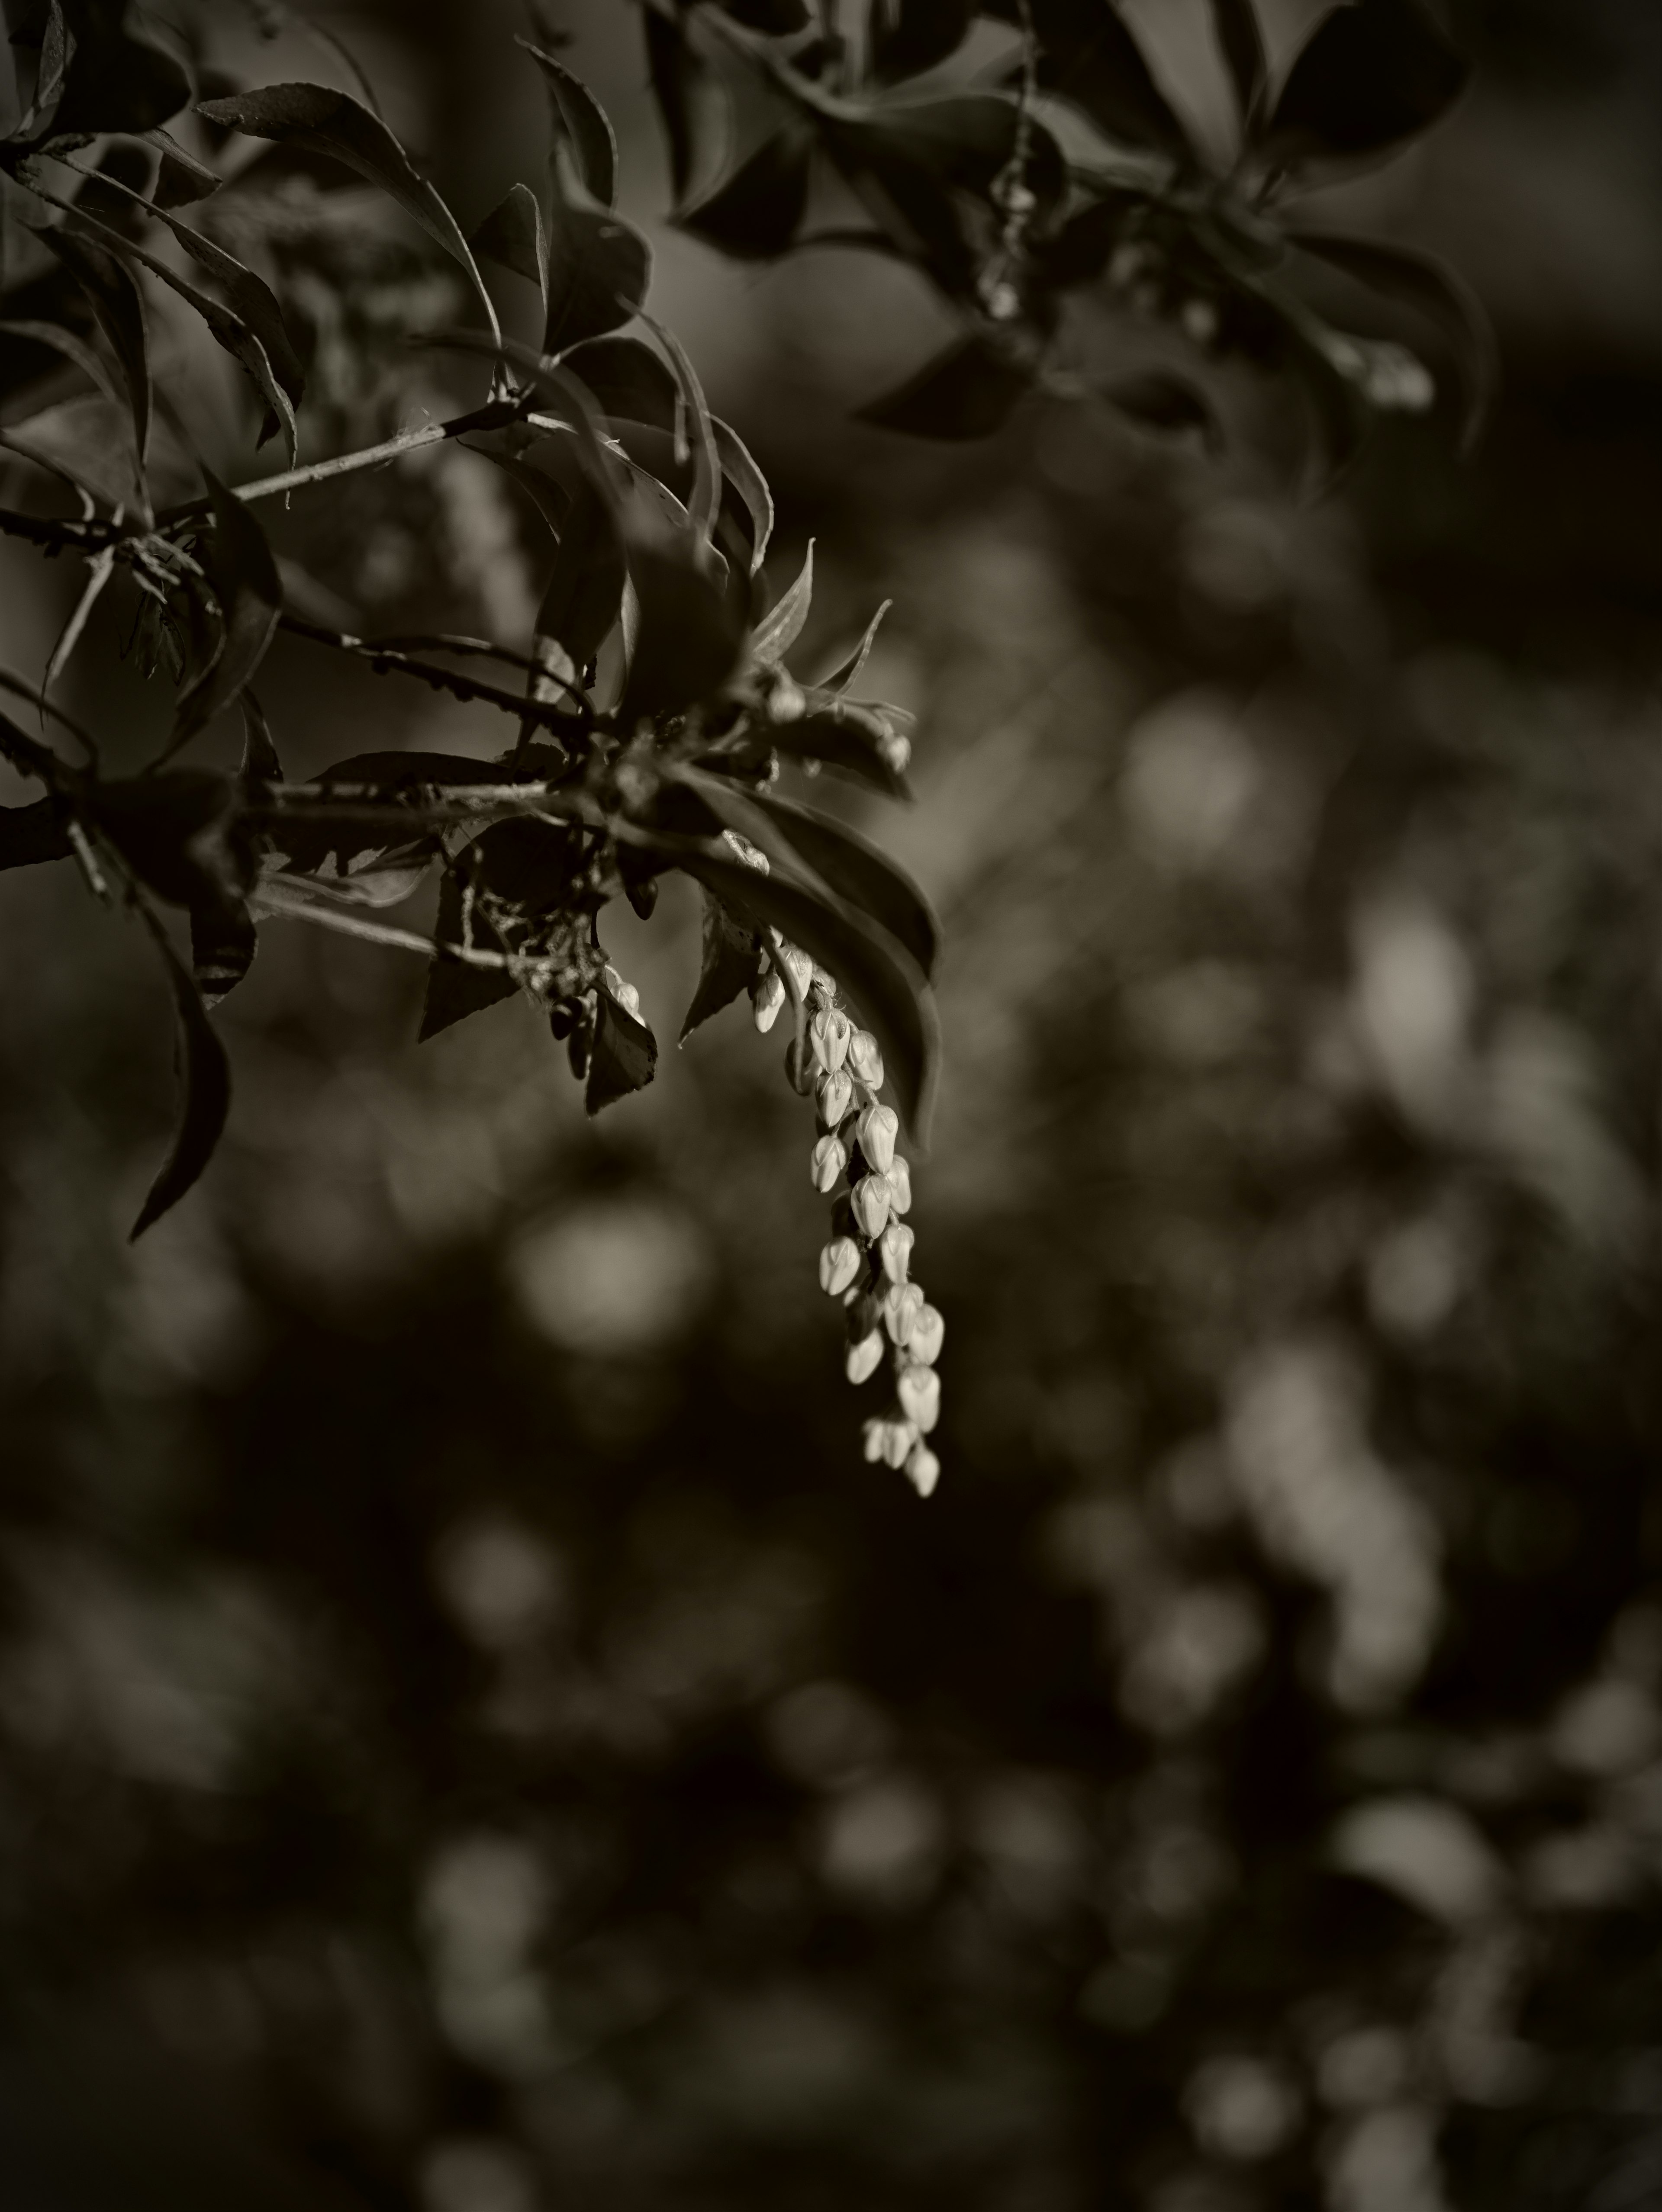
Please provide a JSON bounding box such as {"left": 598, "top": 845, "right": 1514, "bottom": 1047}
{"left": 4, "top": 2, "right": 1662, "bottom": 2207}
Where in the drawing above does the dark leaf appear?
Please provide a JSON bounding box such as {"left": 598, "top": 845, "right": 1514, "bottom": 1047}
{"left": 724, "top": 0, "right": 811, "bottom": 26}
{"left": 1262, "top": 0, "right": 1469, "bottom": 165}
{"left": 1208, "top": 0, "right": 1268, "bottom": 132}
{"left": 0, "top": 314, "right": 122, "bottom": 412}
{"left": 675, "top": 843, "right": 938, "bottom": 1139}
{"left": 470, "top": 182, "right": 548, "bottom": 301}
{"left": 563, "top": 334, "right": 680, "bottom": 432}
{"left": 190, "top": 895, "right": 257, "bottom": 1009}
{"left": 1033, "top": 190, "right": 1144, "bottom": 286}
{"left": 1278, "top": 310, "right": 1371, "bottom": 487}
{"left": 586, "top": 989, "right": 658, "bottom": 1113}
{"left": 543, "top": 193, "right": 652, "bottom": 353}
{"left": 54, "top": 0, "right": 190, "bottom": 138}
{"left": 752, "top": 540, "right": 813, "bottom": 665}
{"left": 0, "top": 797, "right": 71, "bottom": 871}
{"left": 1000, "top": 0, "right": 1192, "bottom": 159}
{"left": 644, "top": 4, "right": 704, "bottom": 206}
{"left": 714, "top": 417, "right": 773, "bottom": 576}
{"left": 239, "top": 691, "right": 283, "bottom": 781}
{"left": 171, "top": 471, "right": 282, "bottom": 748}
{"left": 639, "top": 308, "right": 721, "bottom": 543}
{"left": 520, "top": 39, "right": 618, "bottom": 207}
{"left": 747, "top": 788, "right": 940, "bottom": 977}
{"left": 130, "top": 904, "right": 232, "bottom": 1238}
{"left": 858, "top": 333, "right": 1032, "bottom": 439}
{"left": 146, "top": 126, "right": 221, "bottom": 209}
{"left": 681, "top": 881, "right": 761, "bottom": 1040}
{"left": 617, "top": 527, "right": 746, "bottom": 726}
{"left": 1105, "top": 368, "right": 1221, "bottom": 450}
{"left": 767, "top": 705, "right": 913, "bottom": 799}
{"left": 420, "top": 858, "right": 519, "bottom": 1039}
{"left": 870, "top": 0, "right": 976, "bottom": 84}
{"left": 36, "top": 223, "right": 148, "bottom": 466}
{"left": 525, "top": 466, "right": 627, "bottom": 676}
{"left": 680, "top": 130, "right": 812, "bottom": 260}
{"left": 1290, "top": 228, "right": 1496, "bottom": 450}
{"left": 89, "top": 770, "right": 239, "bottom": 910}
{"left": 196, "top": 83, "right": 499, "bottom": 341}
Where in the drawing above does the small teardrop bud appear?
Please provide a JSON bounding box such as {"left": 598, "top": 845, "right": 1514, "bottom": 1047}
{"left": 845, "top": 1331, "right": 884, "bottom": 1386}
{"left": 811, "top": 1134, "right": 847, "bottom": 1194}
{"left": 768, "top": 672, "right": 806, "bottom": 725}
{"left": 880, "top": 1418, "right": 918, "bottom": 1469}
{"left": 753, "top": 969, "right": 786, "bottom": 1033}
{"left": 856, "top": 1102, "right": 898, "bottom": 1174}
{"left": 851, "top": 1173, "right": 892, "bottom": 1241}
{"left": 878, "top": 1221, "right": 915, "bottom": 1284}
{"left": 847, "top": 1030, "right": 884, "bottom": 1088}
{"left": 810, "top": 1006, "right": 851, "bottom": 1074}
{"left": 905, "top": 1442, "right": 941, "bottom": 1499}
{"left": 818, "top": 1237, "right": 862, "bottom": 1298}
{"left": 886, "top": 1157, "right": 912, "bottom": 1215}
{"left": 882, "top": 1280, "right": 924, "bottom": 1346}
{"left": 781, "top": 945, "right": 814, "bottom": 1000}
{"left": 817, "top": 1069, "right": 854, "bottom": 1129}
{"left": 862, "top": 1417, "right": 887, "bottom": 1465}
{"left": 897, "top": 1363, "right": 941, "bottom": 1434}
{"left": 908, "top": 1302, "right": 944, "bottom": 1366}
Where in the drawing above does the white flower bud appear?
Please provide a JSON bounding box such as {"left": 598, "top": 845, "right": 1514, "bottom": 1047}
{"left": 847, "top": 1030, "right": 884, "bottom": 1088}
{"left": 753, "top": 969, "right": 786, "bottom": 1033}
{"left": 883, "top": 1280, "right": 924, "bottom": 1346}
{"left": 878, "top": 1221, "right": 915, "bottom": 1284}
{"left": 908, "top": 1302, "right": 944, "bottom": 1366}
{"left": 855, "top": 1102, "right": 898, "bottom": 1174}
{"left": 897, "top": 1363, "right": 941, "bottom": 1433}
{"left": 845, "top": 1331, "right": 884, "bottom": 1386}
{"left": 810, "top": 1006, "right": 851, "bottom": 1074}
{"left": 862, "top": 1417, "right": 886, "bottom": 1465}
{"left": 880, "top": 1418, "right": 918, "bottom": 1470}
{"left": 886, "top": 1157, "right": 912, "bottom": 1216}
{"left": 877, "top": 721, "right": 911, "bottom": 776}
{"left": 851, "top": 1173, "right": 892, "bottom": 1241}
{"left": 767, "top": 672, "right": 806, "bottom": 724}
{"left": 818, "top": 1237, "right": 861, "bottom": 1297}
{"left": 811, "top": 966, "right": 839, "bottom": 1007}
{"left": 602, "top": 965, "right": 641, "bottom": 1018}
{"left": 811, "top": 1134, "right": 847, "bottom": 1194}
{"left": 905, "top": 1442, "right": 941, "bottom": 1498}
{"left": 817, "top": 1068, "right": 854, "bottom": 1129}
{"left": 780, "top": 944, "right": 814, "bottom": 1000}
{"left": 1181, "top": 296, "right": 1219, "bottom": 347}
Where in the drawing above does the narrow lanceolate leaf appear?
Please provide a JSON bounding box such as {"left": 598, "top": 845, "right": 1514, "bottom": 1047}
{"left": 682, "top": 882, "right": 760, "bottom": 1041}
{"left": 767, "top": 706, "right": 913, "bottom": 800}
{"left": 146, "top": 127, "right": 221, "bottom": 209}
{"left": 53, "top": 0, "right": 190, "bottom": 138}
{"left": 130, "top": 904, "right": 232, "bottom": 1239}
{"left": 36, "top": 225, "right": 148, "bottom": 468}
{"left": 470, "top": 183, "right": 549, "bottom": 302}
{"left": 0, "top": 316, "right": 122, "bottom": 413}
{"left": 616, "top": 524, "right": 746, "bottom": 725}
{"left": 870, "top": 0, "right": 975, "bottom": 84}
{"left": 520, "top": 39, "right": 618, "bottom": 207}
{"left": 561, "top": 334, "right": 680, "bottom": 432}
{"left": 17, "top": 0, "right": 73, "bottom": 137}
{"left": 0, "top": 798, "right": 71, "bottom": 871}
{"left": 752, "top": 541, "right": 813, "bottom": 665}
{"left": 239, "top": 692, "right": 283, "bottom": 782}
{"left": 638, "top": 309, "right": 721, "bottom": 543}
{"left": 543, "top": 192, "right": 652, "bottom": 354}
{"left": 1261, "top": 0, "right": 1469, "bottom": 166}
{"left": 859, "top": 334, "right": 1032, "bottom": 440}
{"left": 643, "top": 4, "right": 705, "bottom": 206}
{"left": 821, "top": 601, "right": 890, "bottom": 694}
{"left": 190, "top": 896, "right": 257, "bottom": 1009}
{"left": 586, "top": 991, "right": 657, "bottom": 1113}
{"left": 675, "top": 844, "right": 939, "bottom": 1140}
{"left": 195, "top": 83, "right": 501, "bottom": 346}
{"left": 747, "top": 788, "right": 941, "bottom": 979}
{"left": 171, "top": 470, "right": 282, "bottom": 747}
{"left": 714, "top": 418, "right": 773, "bottom": 579}
{"left": 515, "top": 465, "right": 627, "bottom": 676}
{"left": 680, "top": 131, "right": 812, "bottom": 260}
{"left": 1290, "top": 230, "right": 1497, "bottom": 451}
{"left": 1208, "top": 0, "right": 1268, "bottom": 134}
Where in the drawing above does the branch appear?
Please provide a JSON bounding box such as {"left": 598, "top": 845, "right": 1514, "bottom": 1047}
{"left": 277, "top": 614, "right": 592, "bottom": 737}
{"left": 251, "top": 876, "right": 524, "bottom": 975}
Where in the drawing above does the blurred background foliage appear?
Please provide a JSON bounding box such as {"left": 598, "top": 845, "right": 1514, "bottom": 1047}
{"left": 4, "top": 2, "right": 1662, "bottom": 2208}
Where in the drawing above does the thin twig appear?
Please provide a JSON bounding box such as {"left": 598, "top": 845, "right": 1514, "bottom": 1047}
{"left": 251, "top": 877, "right": 518, "bottom": 971}
{"left": 277, "top": 614, "right": 592, "bottom": 736}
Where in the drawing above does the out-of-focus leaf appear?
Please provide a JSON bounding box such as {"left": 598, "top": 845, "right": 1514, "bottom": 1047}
{"left": 195, "top": 83, "right": 500, "bottom": 344}
{"left": 171, "top": 470, "right": 282, "bottom": 748}
{"left": 146, "top": 127, "right": 221, "bottom": 208}
{"left": 680, "top": 130, "right": 812, "bottom": 260}
{"left": 586, "top": 989, "right": 657, "bottom": 1112}
{"left": 1291, "top": 228, "right": 1497, "bottom": 450}
{"left": 1276, "top": 309, "right": 1371, "bottom": 487}
{"left": 0, "top": 315, "right": 122, "bottom": 412}
{"left": 987, "top": 0, "right": 1192, "bottom": 159}
{"left": 37, "top": 223, "right": 148, "bottom": 466}
{"left": 563, "top": 334, "right": 680, "bottom": 433}
{"left": 675, "top": 842, "right": 938, "bottom": 1138}
{"left": 17, "top": 0, "right": 74, "bottom": 136}
{"left": 420, "top": 858, "right": 519, "bottom": 1038}
{"left": 470, "top": 182, "right": 548, "bottom": 302}
{"left": 870, "top": 0, "right": 976, "bottom": 84}
{"left": 858, "top": 333, "right": 1032, "bottom": 439}
{"left": 520, "top": 38, "right": 618, "bottom": 207}
{"left": 1208, "top": 0, "right": 1268, "bottom": 132}
{"left": 766, "top": 705, "right": 913, "bottom": 799}
{"left": 543, "top": 191, "right": 652, "bottom": 354}
{"left": 714, "top": 417, "right": 773, "bottom": 576}
{"left": 1261, "top": 0, "right": 1469, "bottom": 166}
{"left": 749, "top": 787, "right": 940, "bottom": 978}
{"left": 53, "top": 0, "right": 190, "bottom": 138}
{"left": 190, "top": 895, "right": 257, "bottom": 1009}
{"left": 644, "top": 4, "right": 704, "bottom": 206}
{"left": 681, "top": 881, "right": 761, "bottom": 1040}
{"left": 0, "top": 797, "right": 71, "bottom": 871}
{"left": 725, "top": 0, "right": 812, "bottom": 27}
{"left": 1105, "top": 368, "right": 1221, "bottom": 450}
{"left": 1033, "top": 190, "right": 1144, "bottom": 286}
{"left": 239, "top": 691, "right": 283, "bottom": 781}
{"left": 130, "top": 903, "right": 231, "bottom": 1238}
{"left": 89, "top": 771, "right": 239, "bottom": 909}
{"left": 752, "top": 540, "right": 813, "bottom": 666}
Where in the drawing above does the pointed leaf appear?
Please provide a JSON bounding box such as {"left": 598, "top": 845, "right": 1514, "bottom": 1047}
{"left": 767, "top": 706, "right": 913, "bottom": 800}
{"left": 516, "top": 464, "right": 627, "bottom": 674}
{"left": 1208, "top": 0, "right": 1268, "bottom": 132}
{"left": 562, "top": 333, "right": 680, "bottom": 431}
{"left": 238, "top": 692, "right": 283, "bottom": 783}
{"left": 470, "top": 182, "right": 548, "bottom": 302}
{"left": 644, "top": 5, "right": 705, "bottom": 206}
{"left": 713, "top": 417, "right": 773, "bottom": 576}
{"left": 421, "top": 859, "right": 519, "bottom": 1039}
{"left": 1290, "top": 229, "right": 1497, "bottom": 450}
{"left": 520, "top": 39, "right": 618, "bottom": 207}
{"left": 0, "top": 315, "right": 122, "bottom": 412}
{"left": 858, "top": 334, "right": 1031, "bottom": 439}
{"left": 130, "top": 906, "right": 231, "bottom": 1238}
{"left": 190, "top": 895, "right": 257, "bottom": 1009}
{"left": 681, "top": 882, "right": 761, "bottom": 1040}
{"left": 54, "top": 0, "right": 190, "bottom": 138}
{"left": 0, "top": 797, "right": 71, "bottom": 871}
{"left": 146, "top": 127, "right": 221, "bottom": 209}
{"left": 1262, "top": 0, "right": 1469, "bottom": 165}
{"left": 747, "top": 788, "right": 940, "bottom": 978}
{"left": 617, "top": 526, "right": 746, "bottom": 725}
{"left": 36, "top": 224, "right": 148, "bottom": 466}
{"left": 870, "top": 0, "right": 975, "bottom": 84}
{"left": 680, "top": 130, "right": 812, "bottom": 260}
{"left": 195, "top": 83, "right": 500, "bottom": 344}
{"left": 543, "top": 194, "right": 652, "bottom": 354}
{"left": 172, "top": 469, "right": 282, "bottom": 746}
{"left": 820, "top": 601, "right": 890, "bottom": 694}
{"left": 752, "top": 540, "right": 813, "bottom": 665}
{"left": 586, "top": 990, "right": 658, "bottom": 1113}
{"left": 1009, "top": 0, "right": 1193, "bottom": 158}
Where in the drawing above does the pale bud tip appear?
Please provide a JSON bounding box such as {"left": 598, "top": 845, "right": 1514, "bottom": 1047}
{"left": 905, "top": 1442, "right": 941, "bottom": 1498}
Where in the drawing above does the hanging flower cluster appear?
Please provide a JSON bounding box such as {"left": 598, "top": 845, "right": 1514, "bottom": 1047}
{"left": 751, "top": 931, "right": 943, "bottom": 1499}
